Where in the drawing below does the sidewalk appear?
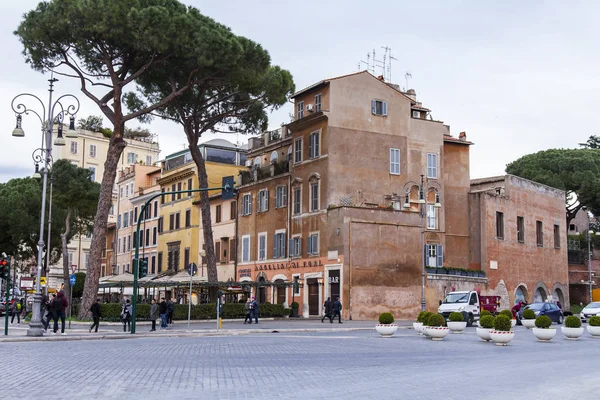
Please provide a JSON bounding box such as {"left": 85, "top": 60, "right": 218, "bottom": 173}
{"left": 0, "top": 318, "right": 413, "bottom": 342}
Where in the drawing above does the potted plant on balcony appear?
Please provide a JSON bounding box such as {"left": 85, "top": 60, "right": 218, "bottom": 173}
{"left": 489, "top": 314, "right": 515, "bottom": 346}
{"left": 424, "top": 313, "right": 449, "bottom": 341}
{"left": 476, "top": 314, "right": 495, "bottom": 341}
{"left": 587, "top": 316, "right": 600, "bottom": 338}
{"left": 532, "top": 315, "right": 556, "bottom": 342}
{"left": 521, "top": 308, "right": 536, "bottom": 329}
{"left": 447, "top": 312, "right": 467, "bottom": 333}
{"left": 375, "top": 312, "right": 398, "bottom": 337}
{"left": 290, "top": 302, "right": 299, "bottom": 318}
{"left": 561, "top": 315, "right": 584, "bottom": 340}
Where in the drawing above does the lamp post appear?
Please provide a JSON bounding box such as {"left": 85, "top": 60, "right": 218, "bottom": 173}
{"left": 402, "top": 174, "right": 441, "bottom": 312}
{"left": 11, "top": 76, "right": 79, "bottom": 336}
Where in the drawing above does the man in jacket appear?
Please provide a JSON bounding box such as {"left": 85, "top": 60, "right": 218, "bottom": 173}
{"left": 89, "top": 299, "right": 101, "bottom": 333}
{"left": 52, "top": 290, "right": 68, "bottom": 334}
{"left": 42, "top": 294, "right": 53, "bottom": 332}
{"left": 331, "top": 297, "right": 342, "bottom": 324}
{"left": 9, "top": 298, "right": 20, "bottom": 325}
{"left": 159, "top": 298, "right": 168, "bottom": 329}
{"left": 249, "top": 296, "right": 259, "bottom": 324}
{"left": 150, "top": 299, "right": 159, "bottom": 332}
{"left": 243, "top": 298, "right": 252, "bottom": 324}
{"left": 321, "top": 297, "right": 332, "bottom": 323}
{"left": 121, "top": 299, "right": 133, "bottom": 332}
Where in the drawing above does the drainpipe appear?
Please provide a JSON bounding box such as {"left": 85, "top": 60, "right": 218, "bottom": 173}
{"left": 349, "top": 219, "right": 353, "bottom": 321}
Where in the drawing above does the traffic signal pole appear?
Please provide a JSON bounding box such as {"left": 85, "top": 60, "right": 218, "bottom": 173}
{"left": 131, "top": 180, "right": 235, "bottom": 334}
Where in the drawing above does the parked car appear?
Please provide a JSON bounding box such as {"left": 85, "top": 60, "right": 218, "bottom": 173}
{"left": 519, "top": 302, "right": 564, "bottom": 324}
{"left": 580, "top": 302, "right": 600, "bottom": 322}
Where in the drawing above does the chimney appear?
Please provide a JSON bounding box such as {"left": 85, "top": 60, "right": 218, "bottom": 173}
{"left": 377, "top": 75, "right": 385, "bottom": 81}
{"left": 459, "top": 132, "right": 467, "bottom": 141}
{"left": 405, "top": 89, "right": 416, "bottom": 101}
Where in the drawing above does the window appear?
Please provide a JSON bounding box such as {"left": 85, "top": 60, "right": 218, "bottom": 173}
{"left": 270, "top": 151, "right": 278, "bottom": 164}
{"left": 158, "top": 252, "right": 163, "bottom": 273}
{"left": 216, "top": 205, "right": 222, "bottom": 223}
{"left": 308, "top": 131, "right": 320, "bottom": 159}
{"left": 134, "top": 206, "right": 138, "bottom": 223}
{"left": 117, "top": 214, "right": 122, "bottom": 229}
{"left": 130, "top": 183, "right": 134, "bottom": 196}
{"left": 167, "top": 243, "right": 180, "bottom": 271}
{"left": 242, "top": 235, "right": 251, "bottom": 262}
{"left": 169, "top": 213, "right": 174, "bottom": 231}
{"left": 307, "top": 233, "right": 319, "bottom": 256}
{"left": 118, "top": 238, "right": 121, "bottom": 254}
{"left": 427, "top": 153, "right": 438, "bottom": 179}
{"left": 294, "top": 138, "right": 302, "bottom": 163}
{"left": 70, "top": 141, "right": 78, "bottom": 154}
{"left": 120, "top": 187, "right": 124, "bottom": 199}
{"left": 315, "top": 93, "right": 322, "bottom": 112}
{"left": 297, "top": 101, "right": 304, "bottom": 119}
{"left": 175, "top": 212, "right": 180, "bottom": 229}
{"left": 230, "top": 201, "right": 237, "bottom": 220}
{"left": 310, "top": 181, "right": 319, "bottom": 212}
{"left": 253, "top": 157, "right": 261, "bottom": 169}
{"left": 177, "top": 182, "right": 182, "bottom": 200}
{"left": 427, "top": 205, "right": 437, "bottom": 230}
{"left": 127, "top": 152, "right": 138, "bottom": 164}
{"left": 293, "top": 187, "right": 301, "bottom": 215}
{"left": 153, "top": 227, "right": 157, "bottom": 245}
{"left": 139, "top": 231, "right": 144, "bottom": 248}
{"left": 146, "top": 155, "right": 152, "bottom": 166}
{"left": 258, "top": 233, "right": 267, "bottom": 261}
{"left": 273, "top": 231, "right": 286, "bottom": 259}
{"left": 275, "top": 185, "right": 287, "bottom": 208}
{"left": 161, "top": 188, "right": 165, "bottom": 204}
{"left": 146, "top": 203, "right": 151, "bottom": 220}
{"left": 371, "top": 99, "right": 388, "bottom": 116}
{"left": 123, "top": 213, "right": 128, "bottom": 228}
{"left": 185, "top": 209, "right": 191, "bottom": 227}
{"left": 158, "top": 216, "right": 163, "bottom": 233}
{"left": 390, "top": 148, "right": 400, "bottom": 175}
{"left": 127, "top": 235, "right": 131, "bottom": 251}
{"left": 151, "top": 256, "right": 156, "bottom": 274}
{"left": 258, "top": 189, "right": 268, "bottom": 212}
{"left": 290, "top": 237, "right": 302, "bottom": 257}
{"left": 125, "top": 185, "right": 129, "bottom": 197}
{"left": 122, "top": 238, "right": 126, "bottom": 253}
{"left": 517, "top": 216, "right": 525, "bottom": 243}
{"left": 171, "top": 184, "right": 176, "bottom": 202}
{"left": 242, "top": 194, "right": 252, "bottom": 215}
{"left": 88, "top": 166, "right": 96, "bottom": 182}
{"left": 187, "top": 178, "right": 193, "bottom": 197}
{"left": 130, "top": 210, "right": 133, "bottom": 226}
{"left": 184, "top": 248, "right": 190, "bottom": 268}
{"left": 426, "top": 244, "right": 444, "bottom": 267}
{"left": 89, "top": 144, "right": 97, "bottom": 158}
{"left": 536, "top": 220, "right": 543, "bottom": 247}
{"left": 287, "top": 146, "right": 292, "bottom": 162}
{"left": 145, "top": 228, "right": 150, "bottom": 247}
{"left": 569, "top": 223, "right": 576, "bottom": 232}
{"left": 153, "top": 201, "right": 158, "bottom": 218}
{"left": 496, "top": 212, "right": 504, "bottom": 240}
{"left": 554, "top": 224, "right": 560, "bottom": 248}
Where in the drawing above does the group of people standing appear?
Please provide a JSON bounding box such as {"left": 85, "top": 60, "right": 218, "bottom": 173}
{"left": 42, "top": 290, "right": 69, "bottom": 334}
{"left": 243, "top": 297, "right": 259, "bottom": 324}
{"left": 321, "top": 297, "right": 343, "bottom": 323}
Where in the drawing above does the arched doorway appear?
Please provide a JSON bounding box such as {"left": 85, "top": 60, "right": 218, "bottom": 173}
{"left": 275, "top": 279, "right": 286, "bottom": 305}
{"left": 534, "top": 287, "right": 547, "bottom": 303}
{"left": 553, "top": 288, "right": 565, "bottom": 308}
{"left": 257, "top": 276, "right": 267, "bottom": 304}
{"left": 515, "top": 285, "right": 528, "bottom": 304}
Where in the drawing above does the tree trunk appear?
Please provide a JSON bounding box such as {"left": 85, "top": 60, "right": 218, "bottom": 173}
{"left": 61, "top": 209, "right": 72, "bottom": 307}
{"left": 78, "top": 126, "right": 127, "bottom": 319}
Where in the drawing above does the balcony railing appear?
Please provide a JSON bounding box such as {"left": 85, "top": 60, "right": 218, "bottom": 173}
{"left": 239, "top": 160, "right": 290, "bottom": 185}
{"left": 568, "top": 250, "right": 585, "bottom": 265}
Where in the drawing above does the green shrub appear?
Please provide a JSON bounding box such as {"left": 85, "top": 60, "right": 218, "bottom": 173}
{"left": 416, "top": 311, "right": 427, "bottom": 323}
{"left": 480, "top": 310, "right": 492, "bottom": 318}
{"left": 588, "top": 316, "right": 600, "bottom": 326}
{"left": 378, "top": 312, "right": 394, "bottom": 324}
{"left": 291, "top": 302, "right": 299, "bottom": 310}
{"left": 479, "top": 315, "right": 495, "bottom": 329}
{"left": 499, "top": 309, "right": 513, "bottom": 319}
{"left": 420, "top": 312, "right": 433, "bottom": 325}
{"left": 493, "top": 315, "right": 512, "bottom": 331}
{"left": 535, "top": 315, "right": 552, "bottom": 329}
{"left": 522, "top": 309, "right": 536, "bottom": 320}
{"left": 449, "top": 312, "right": 464, "bottom": 322}
{"left": 283, "top": 308, "right": 291, "bottom": 316}
{"left": 564, "top": 315, "right": 581, "bottom": 328}
{"left": 427, "top": 313, "right": 446, "bottom": 327}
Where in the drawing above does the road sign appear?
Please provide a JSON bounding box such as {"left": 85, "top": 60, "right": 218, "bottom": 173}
{"left": 70, "top": 274, "right": 76, "bottom": 286}
{"left": 71, "top": 264, "right": 77, "bottom": 274}
{"left": 187, "top": 262, "right": 197, "bottom": 276}
{"left": 20, "top": 278, "right": 34, "bottom": 290}
{"left": 40, "top": 277, "right": 47, "bottom": 286}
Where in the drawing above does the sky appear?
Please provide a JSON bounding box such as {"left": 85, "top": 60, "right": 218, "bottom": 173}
{"left": 1, "top": 0, "right": 599, "bottom": 183}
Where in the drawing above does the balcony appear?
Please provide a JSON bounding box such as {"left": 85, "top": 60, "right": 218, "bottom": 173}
{"left": 568, "top": 250, "right": 585, "bottom": 265}
{"left": 239, "top": 160, "right": 290, "bottom": 185}
{"left": 247, "top": 127, "right": 291, "bottom": 151}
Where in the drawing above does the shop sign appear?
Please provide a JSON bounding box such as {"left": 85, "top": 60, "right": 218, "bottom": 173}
{"left": 239, "top": 268, "right": 252, "bottom": 278}
{"left": 253, "top": 259, "right": 323, "bottom": 272}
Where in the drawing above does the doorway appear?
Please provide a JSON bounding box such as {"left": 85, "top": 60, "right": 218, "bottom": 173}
{"left": 307, "top": 278, "right": 319, "bottom": 315}
{"left": 275, "top": 279, "right": 286, "bottom": 305}
{"left": 258, "top": 276, "right": 266, "bottom": 304}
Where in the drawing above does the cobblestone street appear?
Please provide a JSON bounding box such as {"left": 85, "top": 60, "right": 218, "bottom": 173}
{"left": 1, "top": 326, "right": 598, "bottom": 400}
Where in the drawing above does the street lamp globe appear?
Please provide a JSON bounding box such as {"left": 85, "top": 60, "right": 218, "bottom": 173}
{"left": 65, "top": 116, "right": 78, "bottom": 138}
{"left": 32, "top": 163, "right": 41, "bottom": 179}
{"left": 12, "top": 115, "right": 25, "bottom": 137}
{"left": 53, "top": 126, "right": 66, "bottom": 146}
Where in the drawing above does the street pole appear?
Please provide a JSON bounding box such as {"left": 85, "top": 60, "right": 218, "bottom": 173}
{"left": 44, "top": 173, "right": 53, "bottom": 297}
{"left": 4, "top": 264, "right": 10, "bottom": 336}
{"left": 589, "top": 228, "right": 593, "bottom": 303}
{"left": 187, "top": 270, "right": 192, "bottom": 330}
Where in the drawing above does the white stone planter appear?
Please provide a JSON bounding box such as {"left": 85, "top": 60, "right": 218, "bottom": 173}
{"left": 522, "top": 319, "right": 536, "bottom": 329}
{"left": 489, "top": 330, "right": 515, "bottom": 346}
{"left": 533, "top": 328, "right": 556, "bottom": 342}
{"left": 561, "top": 326, "right": 584, "bottom": 340}
{"left": 447, "top": 321, "right": 467, "bottom": 333}
{"left": 476, "top": 327, "right": 492, "bottom": 342}
{"left": 587, "top": 325, "right": 600, "bottom": 338}
{"left": 375, "top": 324, "right": 398, "bottom": 337}
{"left": 413, "top": 322, "right": 423, "bottom": 334}
{"left": 424, "top": 326, "right": 449, "bottom": 341}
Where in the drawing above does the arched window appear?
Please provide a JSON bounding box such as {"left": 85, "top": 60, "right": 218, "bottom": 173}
{"left": 253, "top": 157, "right": 261, "bottom": 169}
{"left": 270, "top": 151, "right": 278, "bottom": 164}
{"left": 287, "top": 146, "right": 293, "bottom": 161}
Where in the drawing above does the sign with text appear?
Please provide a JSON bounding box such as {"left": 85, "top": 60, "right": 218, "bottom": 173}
{"left": 20, "top": 278, "right": 34, "bottom": 290}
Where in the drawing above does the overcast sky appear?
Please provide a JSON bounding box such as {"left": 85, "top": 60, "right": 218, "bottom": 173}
{"left": 1, "top": 0, "right": 599, "bottom": 183}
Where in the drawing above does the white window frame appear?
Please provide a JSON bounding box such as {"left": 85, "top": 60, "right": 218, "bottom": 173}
{"left": 242, "top": 235, "right": 251, "bottom": 263}
{"left": 273, "top": 229, "right": 286, "bottom": 259}
{"left": 307, "top": 232, "right": 319, "bottom": 256}
{"left": 427, "top": 204, "right": 437, "bottom": 230}
{"left": 88, "top": 166, "right": 96, "bottom": 182}
{"left": 293, "top": 186, "right": 302, "bottom": 215}
{"left": 297, "top": 101, "right": 304, "bottom": 119}
{"left": 426, "top": 244, "right": 443, "bottom": 267}
{"left": 258, "top": 232, "right": 267, "bottom": 261}
{"left": 242, "top": 193, "right": 252, "bottom": 216}
{"left": 127, "top": 152, "right": 138, "bottom": 164}
{"left": 258, "top": 189, "right": 268, "bottom": 212}
{"left": 146, "top": 155, "right": 152, "bottom": 166}
{"left": 310, "top": 181, "right": 319, "bottom": 212}
{"left": 371, "top": 99, "right": 388, "bottom": 116}
{"left": 70, "top": 141, "right": 78, "bottom": 154}
{"left": 120, "top": 187, "right": 123, "bottom": 198}
{"left": 427, "top": 153, "right": 438, "bottom": 179}
{"left": 275, "top": 185, "right": 287, "bottom": 208}
{"left": 315, "top": 93, "right": 322, "bottom": 112}
{"left": 270, "top": 151, "right": 278, "bottom": 164}
{"left": 290, "top": 235, "right": 302, "bottom": 257}
{"left": 308, "top": 131, "right": 320, "bottom": 159}
{"left": 89, "top": 144, "right": 96, "bottom": 158}
{"left": 390, "top": 148, "right": 400, "bottom": 175}
{"left": 294, "top": 137, "right": 303, "bottom": 164}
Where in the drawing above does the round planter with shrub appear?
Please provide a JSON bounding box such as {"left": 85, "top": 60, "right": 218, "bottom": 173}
{"left": 413, "top": 311, "right": 428, "bottom": 334}
{"left": 424, "top": 313, "right": 448, "bottom": 341}
{"left": 561, "top": 315, "right": 584, "bottom": 340}
{"left": 476, "top": 315, "right": 495, "bottom": 342}
{"left": 587, "top": 316, "right": 600, "bottom": 338}
{"left": 499, "top": 309, "right": 517, "bottom": 328}
{"left": 521, "top": 309, "right": 536, "bottom": 329}
{"left": 532, "top": 315, "right": 556, "bottom": 342}
{"left": 375, "top": 312, "right": 398, "bottom": 337}
{"left": 447, "top": 312, "right": 467, "bottom": 333}
{"left": 490, "top": 314, "right": 515, "bottom": 346}
{"left": 420, "top": 312, "right": 433, "bottom": 337}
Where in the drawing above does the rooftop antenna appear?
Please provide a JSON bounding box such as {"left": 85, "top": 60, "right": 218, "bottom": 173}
{"left": 405, "top": 72, "right": 412, "bottom": 91}
{"left": 359, "top": 51, "right": 374, "bottom": 74}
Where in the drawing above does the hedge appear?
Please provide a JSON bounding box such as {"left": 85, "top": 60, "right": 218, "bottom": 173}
{"left": 73, "top": 302, "right": 285, "bottom": 321}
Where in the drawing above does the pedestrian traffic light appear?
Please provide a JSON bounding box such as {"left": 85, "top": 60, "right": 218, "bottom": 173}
{"left": 139, "top": 259, "right": 148, "bottom": 279}
{"left": 0, "top": 258, "right": 8, "bottom": 279}
{"left": 221, "top": 176, "right": 236, "bottom": 200}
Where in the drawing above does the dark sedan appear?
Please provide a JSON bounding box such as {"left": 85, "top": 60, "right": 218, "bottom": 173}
{"left": 519, "top": 302, "right": 564, "bottom": 324}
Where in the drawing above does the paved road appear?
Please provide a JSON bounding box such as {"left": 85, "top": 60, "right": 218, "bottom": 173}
{"left": 1, "top": 326, "right": 598, "bottom": 400}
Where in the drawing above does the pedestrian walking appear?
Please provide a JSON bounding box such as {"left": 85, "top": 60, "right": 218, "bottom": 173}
{"left": 150, "top": 299, "right": 159, "bottom": 332}
{"left": 52, "top": 290, "right": 68, "bottom": 334}
{"left": 321, "top": 297, "right": 332, "bottom": 323}
{"left": 10, "top": 298, "right": 20, "bottom": 325}
{"left": 167, "top": 298, "right": 174, "bottom": 326}
{"left": 159, "top": 297, "right": 168, "bottom": 329}
{"left": 243, "top": 298, "right": 251, "bottom": 324}
{"left": 89, "top": 299, "right": 101, "bottom": 333}
{"left": 41, "top": 294, "right": 52, "bottom": 332}
{"left": 248, "top": 296, "right": 258, "bottom": 324}
{"left": 121, "top": 299, "right": 132, "bottom": 332}
{"left": 331, "top": 297, "right": 342, "bottom": 324}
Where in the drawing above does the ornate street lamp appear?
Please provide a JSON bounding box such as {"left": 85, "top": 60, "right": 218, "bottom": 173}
{"left": 10, "top": 76, "right": 79, "bottom": 337}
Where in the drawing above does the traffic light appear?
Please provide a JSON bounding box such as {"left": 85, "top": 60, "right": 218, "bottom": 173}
{"left": 0, "top": 258, "right": 8, "bottom": 279}
{"left": 139, "top": 259, "right": 148, "bottom": 279}
{"left": 221, "top": 176, "right": 236, "bottom": 200}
